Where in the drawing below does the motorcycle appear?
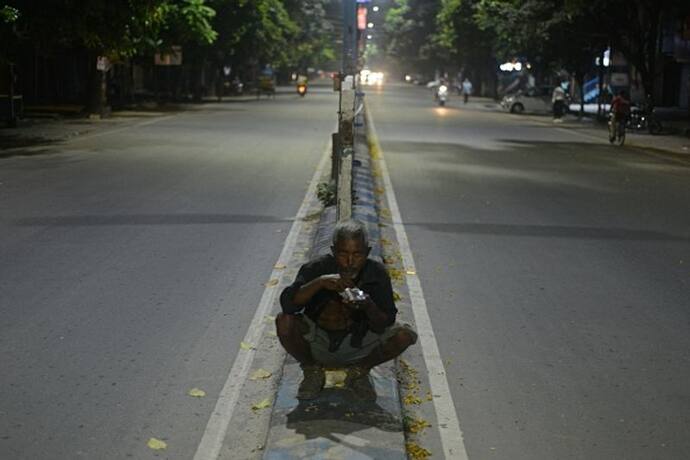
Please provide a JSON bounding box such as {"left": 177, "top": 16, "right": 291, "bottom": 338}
{"left": 296, "top": 82, "right": 308, "bottom": 97}
{"left": 436, "top": 84, "right": 449, "bottom": 106}
{"left": 626, "top": 105, "right": 662, "bottom": 134}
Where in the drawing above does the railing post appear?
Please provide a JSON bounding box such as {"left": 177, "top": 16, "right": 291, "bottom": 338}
{"left": 336, "top": 147, "right": 353, "bottom": 221}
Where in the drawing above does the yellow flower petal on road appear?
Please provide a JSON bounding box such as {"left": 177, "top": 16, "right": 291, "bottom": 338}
{"left": 250, "top": 369, "right": 272, "bottom": 380}
{"left": 406, "top": 269, "right": 416, "bottom": 275}
{"left": 147, "top": 438, "right": 167, "bottom": 450}
{"left": 251, "top": 398, "right": 272, "bottom": 411}
{"left": 274, "top": 263, "right": 286, "bottom": 269}
{"left": 188, "top": 388, "right": 206, "bottom": 398}
{"left": 240, "top": 342, "right": 255, "bottom": 350}
{"left": 264, "top": 279, "right": 279, "bottom": 287}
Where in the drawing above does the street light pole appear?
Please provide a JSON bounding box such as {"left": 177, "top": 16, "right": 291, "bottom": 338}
{"left": 342, "top": 0, "right": 357, "bottom": 75}
{"left": 336, "top": 0, "right": 358, "bottom": 221}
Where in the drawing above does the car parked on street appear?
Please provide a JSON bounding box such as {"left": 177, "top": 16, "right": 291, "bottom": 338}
{"left": 501, "top": 86, "right": 557, "bottom": 114}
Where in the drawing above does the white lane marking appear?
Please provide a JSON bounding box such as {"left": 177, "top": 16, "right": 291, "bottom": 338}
{"left": 192, "top": 141, "right": 331, "bottom": 460}
{"left": 366, "top": 108, "right": 470, "bottom": 460}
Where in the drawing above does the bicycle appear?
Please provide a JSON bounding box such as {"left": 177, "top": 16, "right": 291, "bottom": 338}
{"left": 608, "top": 113, "right": 626, "bottom": 146}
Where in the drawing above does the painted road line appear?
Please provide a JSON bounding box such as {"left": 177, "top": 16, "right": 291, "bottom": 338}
{"left": 192, "top": 141, "right": 332, "bottom": 460}
{"left": 366, "top": 107, "right": 470, "bottom": 460}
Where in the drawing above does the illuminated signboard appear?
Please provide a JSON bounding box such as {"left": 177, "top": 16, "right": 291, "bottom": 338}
{"left": 357, "top": 5, "right": 368, "bottom": 30}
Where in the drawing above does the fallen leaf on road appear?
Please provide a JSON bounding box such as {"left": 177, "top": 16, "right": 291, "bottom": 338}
{"left": 387, "top": 268, "right": 405, "bottom": 282}
{"left": 147, "top": 438, "right": 167, "bottom": 450}
{"left": 251, "top": 398, "right": 271, "bottom": 411}
{"left": 250, "top": 369, "right": 272, "bottom": 380}
{"left": 393, "top": 291, "right": 402, "bottom": 302}
{"left": 406, "top": 269, "right": 416, "bottom": 275}
{"left": 240, "top": 342, "right": 255, "bottom": 350}
{"left": 264, "top": 315, "right": 276, "bottom": 323}
{"left": 407, "top": 417, "right": 432, "bottom": 434}
{"left": 403, "top": 394, "right": 422, "bottom": 405}
{"left": 405, "top": 442, "right": 431, "bottom": 460}
{"left": 264, "top": 279, "right": 279, "bottom": 287}
{"left": 187, "top": 388, "right": 206, "bottom": 398}
{"left": 273, "top": 263, "right": 286, "bottom": 269}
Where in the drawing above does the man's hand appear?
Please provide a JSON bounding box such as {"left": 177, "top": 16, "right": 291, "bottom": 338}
{"left": 318, "top": 274, "right": 354, "bottom": 292}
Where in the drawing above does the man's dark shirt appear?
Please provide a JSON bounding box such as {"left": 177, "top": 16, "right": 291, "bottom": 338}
{"left": 279, "top": 254, "right": 397, "bottom": 329}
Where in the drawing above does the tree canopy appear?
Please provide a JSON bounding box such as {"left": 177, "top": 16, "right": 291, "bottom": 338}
{"left": 382, "top": 0, "right": 690, "bottom": 102}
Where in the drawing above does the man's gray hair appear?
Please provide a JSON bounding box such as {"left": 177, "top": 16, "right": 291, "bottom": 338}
{"left": 332, "top": 219, "right": 369, "bottom": 247}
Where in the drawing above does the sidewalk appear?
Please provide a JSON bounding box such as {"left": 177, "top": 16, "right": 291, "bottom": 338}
{"left": 0, "top": 106, "right": 181, "bottom": 154}
{"left": 515, "top": 107, "right": 690, "bottom": 162}
{"left": 0, "top": 97, "right": 260, "bottom": 155}
{"left": 553, "top": 115, "right": 690, "bottom": 160}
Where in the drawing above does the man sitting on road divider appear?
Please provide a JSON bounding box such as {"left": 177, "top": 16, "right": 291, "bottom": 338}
{"left": 276, "top": 219, "right": 418, "bottom": 401}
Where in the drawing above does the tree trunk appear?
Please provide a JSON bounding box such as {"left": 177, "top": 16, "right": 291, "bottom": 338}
{"left": 576, "top": 72, "right": 585, "bottom": 119}
{"left": 641, "top": 6, "right": 660, "bottom": 108}
{"left": 85, "top": 50, "right": 108, "bottom": 116}
{"left": 597, "top": 53, "right": 604, "bottom": 119}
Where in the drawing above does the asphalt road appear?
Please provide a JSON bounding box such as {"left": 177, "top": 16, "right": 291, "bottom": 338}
{"left": 367, "top": 84, "right": 690, "bottom": 459}
{"left": 0, "top": 88, "right": 337, "bottom": 459}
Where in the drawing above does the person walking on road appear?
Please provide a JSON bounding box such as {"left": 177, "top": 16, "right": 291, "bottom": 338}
{"left": 552, "top": 84, "right": 567, "bottom": 122}
{"left": 461, "top": 78, "right": 473, "bottom": 104}
{"left": 276, "top": 219, "right": 418, "bottom": 401}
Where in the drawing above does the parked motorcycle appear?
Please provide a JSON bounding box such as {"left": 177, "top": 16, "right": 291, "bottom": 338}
{"left": 626, "top": 105, "right": 662, "bottom": 134}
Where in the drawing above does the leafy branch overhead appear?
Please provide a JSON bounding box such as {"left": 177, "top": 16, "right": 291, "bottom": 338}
{"left": 4, "top": 0, "right": 332, "bottom": 69}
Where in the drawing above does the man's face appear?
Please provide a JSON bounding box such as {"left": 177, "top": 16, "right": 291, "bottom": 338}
{"left": 332, "top": 237, "right": 370, "bottom": 280}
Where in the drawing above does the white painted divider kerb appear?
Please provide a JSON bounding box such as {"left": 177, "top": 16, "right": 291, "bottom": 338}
{"left": 365, "top": 107, "right": 470, "bottom": 460}
{"left": 192, "top": 143, "right": 331, "bottom": 460}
